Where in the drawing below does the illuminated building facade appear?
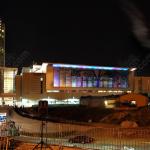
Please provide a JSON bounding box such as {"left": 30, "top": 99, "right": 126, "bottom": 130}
{"left": 0, "top": 67, "right": 18, "bottom": 105}
{"left": 52, "top": 64, "right": 129, "bottom": 89}
{"left": 15, "top": 63, "right": 136, "bottom": 106}
{"left": 0, "top": 19, "right": 5, "bottom": 66}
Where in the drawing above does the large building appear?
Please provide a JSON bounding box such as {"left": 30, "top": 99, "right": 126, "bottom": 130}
{"left": 0, "top": 19, "right": 5, "bottom": 67}
{"left": 15, "top": 63, "right": 136, "bottom": 106}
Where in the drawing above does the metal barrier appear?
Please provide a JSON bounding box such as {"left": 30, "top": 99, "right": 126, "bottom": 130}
{"left": 0, "top": 137, "right": 14, "bottom": 150}
{"left": 11, "top": 123, "right": 150, "bottom": 150}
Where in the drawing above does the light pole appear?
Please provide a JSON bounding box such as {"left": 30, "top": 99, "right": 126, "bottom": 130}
{"left": 40, "top": 77, "right": 43, "bottom": 94}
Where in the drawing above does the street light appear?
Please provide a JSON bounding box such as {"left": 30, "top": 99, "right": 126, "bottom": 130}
{"left": 40, "top": 77, "right": 43, "bottom": 94}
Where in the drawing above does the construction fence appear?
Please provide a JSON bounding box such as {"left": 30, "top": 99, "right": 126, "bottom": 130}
{"left": 1, "top": 122, "right": 150, "bottom": 150}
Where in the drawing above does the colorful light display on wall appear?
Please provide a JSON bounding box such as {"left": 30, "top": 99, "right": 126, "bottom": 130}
{"left": 53, "top": 67, "right": 129, "bottom": 88}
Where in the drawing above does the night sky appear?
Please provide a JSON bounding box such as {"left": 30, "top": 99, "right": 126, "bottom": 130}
{"left": 1, "top": 0, "right": 150, "bottom": 69}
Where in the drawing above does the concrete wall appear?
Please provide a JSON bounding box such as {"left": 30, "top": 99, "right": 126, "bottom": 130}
{"left": 20, "top": 73, "right": 46, "bottom": 99}
{"left": 134, "top": 77, "right": 150, "bottom": 94}
{"left": 46, "top": 65, "right": 54, "bottom": 90}
{"left": 15, "top": 75, "right": 22, "bottom": 100}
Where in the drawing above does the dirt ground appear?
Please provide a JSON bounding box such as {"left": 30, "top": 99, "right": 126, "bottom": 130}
{"left": 15, "top": 143, "right": 82, "bottom": 150}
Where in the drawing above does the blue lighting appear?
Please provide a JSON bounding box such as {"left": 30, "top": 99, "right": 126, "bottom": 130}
{"left": 52, "top": 64, "right": 128, "bottom": 71}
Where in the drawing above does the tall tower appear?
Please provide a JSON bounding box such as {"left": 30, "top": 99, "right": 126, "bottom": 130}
{"left": 0, "top": 19, "right": 5, "bottom": 66}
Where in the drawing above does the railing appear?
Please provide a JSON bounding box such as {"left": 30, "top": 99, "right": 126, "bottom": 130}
{"left": 9, "top": 124, "right": 150, "bottom": 150}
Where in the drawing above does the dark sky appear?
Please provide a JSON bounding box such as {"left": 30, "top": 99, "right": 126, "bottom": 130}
{"left": 1, "top": 0, "right": 150, "bottom": 67}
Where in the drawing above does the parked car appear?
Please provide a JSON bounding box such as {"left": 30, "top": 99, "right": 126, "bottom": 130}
{"left": 68, "top": 135, "right": 94, "bottom": 144}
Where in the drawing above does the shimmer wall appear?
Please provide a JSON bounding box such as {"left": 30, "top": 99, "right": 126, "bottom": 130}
{"left": 53, "top": 67, "right": 128, "bottom": 88}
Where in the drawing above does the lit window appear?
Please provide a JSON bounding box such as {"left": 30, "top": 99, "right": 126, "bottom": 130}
{"left": 131, "top": 101, "right": 136, "bottom": 105}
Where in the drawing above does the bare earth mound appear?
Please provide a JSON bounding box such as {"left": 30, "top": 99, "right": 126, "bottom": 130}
{"left": 100, "top": 107, "right": 150, "bottom": 127}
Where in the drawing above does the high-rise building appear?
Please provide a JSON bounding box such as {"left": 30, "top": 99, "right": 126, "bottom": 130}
{"left": 0, "top": 19, "right": 5, "bottom": 66}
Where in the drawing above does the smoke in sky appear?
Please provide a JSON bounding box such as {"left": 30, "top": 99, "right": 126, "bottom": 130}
{"left": 119, "top": 0, "right": 150, "bottom": 48}
{"left": 119, "top": 0, "right": 150, "bottom": 72}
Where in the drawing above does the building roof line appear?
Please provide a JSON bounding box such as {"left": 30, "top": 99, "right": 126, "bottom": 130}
{"left": 51, "top": 63, "right": 129, "bottom": 71}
